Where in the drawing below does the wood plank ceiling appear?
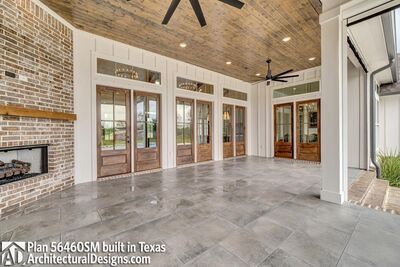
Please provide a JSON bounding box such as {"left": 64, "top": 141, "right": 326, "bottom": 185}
{"left": 41, "top": 0, "right": 322, "bottom": 82}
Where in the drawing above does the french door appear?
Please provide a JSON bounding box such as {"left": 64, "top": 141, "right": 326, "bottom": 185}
{"left": 176, "top": 98, "right": 194, "bottom": 165}
{"left": 134, "top": 92, "right": 161, "bottom": 172}
{"left": 274, "top": 103, "right": 293, "bottom": 158}
{"left": 197, "top": 100, "right": 213, "bottom": 162}
{"left": 97, "top": 86, "right": 131, "bottom": 177}
{"left": 223, "top": 104, "right": 234, "bottom": 158}
{"left": 235, "top": 106, "right": 246, "bottom": 156}
{"left": 296, "top": 99, "right": 321, "bottom": 162}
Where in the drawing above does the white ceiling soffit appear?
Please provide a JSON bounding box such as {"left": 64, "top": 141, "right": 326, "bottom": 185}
{"left": 348, "top": 16, "right": 393, "bottom": 84}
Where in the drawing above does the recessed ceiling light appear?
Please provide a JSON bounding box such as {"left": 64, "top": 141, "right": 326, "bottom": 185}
{"left": 226, "top": 61, "right": 232, "bottom": 65}
{"left": 179, "top": 42, "right": 187, "bottom": 48}
{"left": 308, "top": 57, "right": 316, "bottom": 61}
{"left": 256, "top": 73, "right": 261, "bottom": 76}
{"left": 282, "top": 37, "right": 291, "bottom": 42}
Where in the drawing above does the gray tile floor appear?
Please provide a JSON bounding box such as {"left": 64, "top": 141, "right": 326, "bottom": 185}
{"left": 1, "top": 157, "right": 400, "bottom": 266}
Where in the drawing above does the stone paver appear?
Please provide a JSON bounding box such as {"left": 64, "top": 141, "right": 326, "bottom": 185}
{"left": 348, "top": 170, "right": 375, "bottom": 203}
{"left": 385, "top": 186, "right": 400, "bottom": 214}
{"left": 1, "top": 157, "right": 400, "bottom": 266}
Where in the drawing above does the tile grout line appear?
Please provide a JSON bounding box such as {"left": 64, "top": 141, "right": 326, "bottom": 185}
{"left": 334, "top": 210, "right": 362, "bottom": 267}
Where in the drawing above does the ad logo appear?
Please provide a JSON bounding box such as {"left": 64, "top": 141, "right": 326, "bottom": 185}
{"left": 1, "top": 242, "right": 26, "bottom": 266}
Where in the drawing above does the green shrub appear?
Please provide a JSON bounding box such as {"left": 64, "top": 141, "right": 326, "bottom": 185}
{"left": 378, "top": 151, "right": 400, "bottom": 187}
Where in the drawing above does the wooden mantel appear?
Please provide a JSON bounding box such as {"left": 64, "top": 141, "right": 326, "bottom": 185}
{"left": 0, "top": 105, "right": 77, "bottom": 121}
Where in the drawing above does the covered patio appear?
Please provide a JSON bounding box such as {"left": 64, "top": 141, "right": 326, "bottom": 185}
{"left": 1, "top": 158, "right": 399, "bottom": 266}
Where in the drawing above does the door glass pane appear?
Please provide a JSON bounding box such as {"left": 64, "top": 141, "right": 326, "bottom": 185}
{"left": 136, "top": 122, "right": 146, "bottom": 149}
{"left": 177, "top": 124, "right": 184, "bottom": 145}
{"left": 136, "top": 96, "right": 145, "bottom": 122}
{"left": 147, "top": 97, "right": 158, "bottom": 148}
{"left": 177, "top": 101, "right": 184, "bottom": 123}
{"left": 184, "top": 124, "right": 192, "bottom": 144}
{"left": 101, "top": 121, "right": 114, "bottom": 150}
{"left": 114, "top": 92, "right": 126, "bottom": 121}
{"left": 298, "top": 102, "right": 318, "bottom": 144}
{"left": 275, "top": 105, "right": 292, "bottom": 143}
{"left": 136, "top": 94, "right": 159, "bottom": 149}
{"left": 185, "top": 103, "right": 192, "bottom": 123}
{"left": 148, "top": 97, "right": 157, "bottom": 121}
{"left": 235, "top": 107, "right": 245, "bottom": 142}
{"left": 115, "top": 121, "right": 126, "bottom": 150}
{"left": 147, "top": 122, "right": 157, "bottom": 148}
{"left": 223, "top": 105, "right": 232, "bottom": 143}
{"left": 101, "top": 92, "right": 114, "bottom": 121}
{"left": 177, "top": 100, "right": 193, "bottom": 145}
{"left": 197, "top": 103, "right": 211, "bottom": 145}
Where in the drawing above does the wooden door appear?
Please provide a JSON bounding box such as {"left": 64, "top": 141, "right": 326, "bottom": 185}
{"left": 97, "top": 86, "right": 131, "bottom": 178}
{"left": 197, "top": 100, "right": 213, "bottom": 162}
{"left": 297, "top": 99, "right": 321, "bottom": 162}
{"left": 223, "top": 104, "right": 234, "bottom": 158}
{"left": 235, "top": 106, "right": 246, "bottom": 156}
{"left": 134, "top": 92, "right": 161, "bottom": 172}
{"left": 274, "top": 103, "right": 293, "bottom": 158}
{"left": 176, "top": 98, "right": 194, "bottom": 165}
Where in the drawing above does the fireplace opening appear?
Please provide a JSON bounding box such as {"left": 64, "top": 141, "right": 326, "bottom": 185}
{"left": 0, "top": 145, "right": 48, "bottom": 185}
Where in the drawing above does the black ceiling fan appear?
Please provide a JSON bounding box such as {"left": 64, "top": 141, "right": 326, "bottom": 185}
{"left": 162, "top": 0, "right": 245, "bottom": 27}
{"left": 260, "top": 59, "right": 299, "bottom": 85}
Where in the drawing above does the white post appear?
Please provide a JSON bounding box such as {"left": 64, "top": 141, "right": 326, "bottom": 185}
{"left": 320, "top": 2, "right": 348, "bottom": 204}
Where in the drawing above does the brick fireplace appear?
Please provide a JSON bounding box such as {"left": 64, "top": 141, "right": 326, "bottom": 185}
{"left": 0, "top": 0, "right": 74, "bottom": 214}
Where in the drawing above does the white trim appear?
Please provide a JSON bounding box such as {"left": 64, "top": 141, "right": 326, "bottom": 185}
{"left": 321, "top": 189, "right": 345, "bottom": 204}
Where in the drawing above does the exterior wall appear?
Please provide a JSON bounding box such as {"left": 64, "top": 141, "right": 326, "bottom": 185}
{"left": 74, "top": 30, "right": 251, "bottom": 184}
{"left": 0, "top": 0, "right": 74, "bottom": 214}
{"left": 347, "top": 60, "right": 368, "bottom": 169}
{"left": 379, "top": 95, "right": 400, "bottom": 154}
{"left": 250, "top": 67, "right": 321, "bottom": 158}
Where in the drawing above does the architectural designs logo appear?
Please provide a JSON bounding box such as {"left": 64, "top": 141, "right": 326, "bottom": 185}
{"left": 1, "top": 242, "right": 26, "bottom": 266}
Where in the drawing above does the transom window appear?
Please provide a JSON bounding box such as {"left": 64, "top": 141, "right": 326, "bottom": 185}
{"left": 223, "top": 88, "right": 248, "bottom": 101}
{"left": 273, "top": 81, "right": 319, "bottom": 98}
{"left": 177, "top": 77, "right": 214, "bottom": 94}
{"left": 97, "top": 58, "right": 161, "bottom": 85}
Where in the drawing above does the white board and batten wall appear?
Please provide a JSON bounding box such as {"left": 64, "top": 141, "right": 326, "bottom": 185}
{"left": 250, "top": 67, "right": 321, "bottom": 159}
{"left": 379, "top": 95, "right": 400, "bottom": 154}
{"left": 74, "top": 30, "right": 252, "bottom": 184}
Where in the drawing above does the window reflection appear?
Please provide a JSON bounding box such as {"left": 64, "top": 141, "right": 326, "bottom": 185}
{"left": 273, "top": 81, "right": 319, "bottom": 98}
{"left": 275, "top": 105, "right": 292, "bottom": 143}
{"left": 100, "top": 90, "right": 128, "bottom": 151}
{"left": 136, "top": 95, "right": 159, "bottom": 149}
{"left": 176, "top": 99, "right": 193, "bottom": 145}
{"left": 97, "top": 58, "right": 161, "bottom": 85}
{"left": 224, "top": 89, "right": 247, "bottom": 101}
{"left": 298, "top": 101, "right": 318, "bottom": 144}
{"left": 177, "top": 77, "right": 214, "bottom": 95}
{"left": 223, "top": 105, "right": 233, "bottom": 143}
{"left": 197, "top": 102, "right": 211, "bottom": 144}
{"left": 235, "top": 107, "right": 245, "bottom": 142}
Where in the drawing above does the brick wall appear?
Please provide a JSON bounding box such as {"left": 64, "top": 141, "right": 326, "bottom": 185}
{"left": 0, "top": 0, "right": 74, "bottom": 214}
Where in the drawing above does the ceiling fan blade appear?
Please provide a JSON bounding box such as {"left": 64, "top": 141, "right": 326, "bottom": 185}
{"left": 272, "top": 69, "right": 294, "bottom": 79}
{"left": 189, "top": 0, "right": 207, "bottom": 27}
{"left": 218, "top": 0, "right": 245, "bottom": 9}
{"left": 272, "top": 79, "right": 288, "bottom": 83}
{"left": 276, "top": 74, "right": 299, "bottom": 79}
{"left": 162, "top": 0, "right": 181, "bottom": 25}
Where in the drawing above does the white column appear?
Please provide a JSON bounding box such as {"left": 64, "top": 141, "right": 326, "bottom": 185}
{"left": 320, "top": 2, "right": 348, "bottom": 204}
